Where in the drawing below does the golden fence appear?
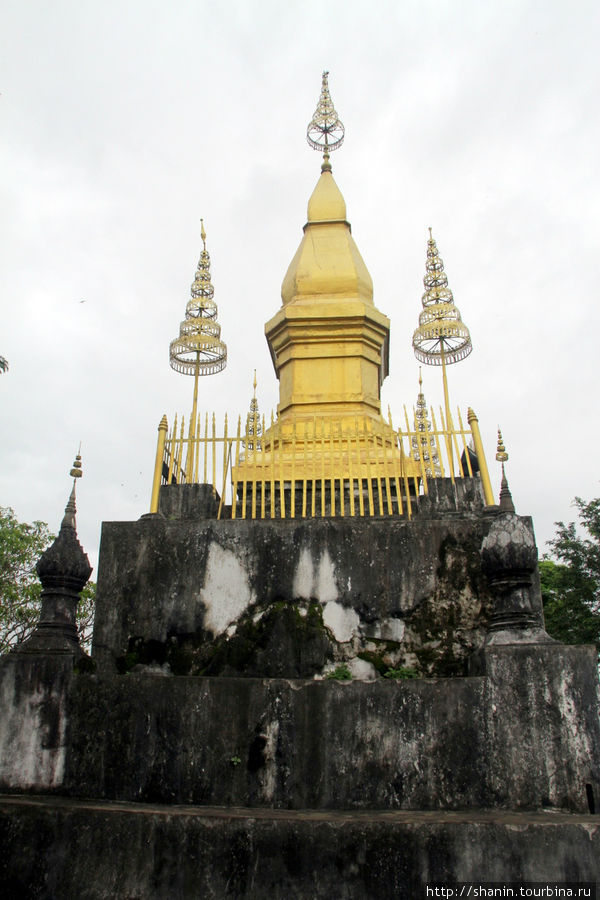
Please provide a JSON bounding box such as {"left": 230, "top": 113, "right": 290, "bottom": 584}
{"left": 150, "top": 407, "right": 493, "bottom": 518}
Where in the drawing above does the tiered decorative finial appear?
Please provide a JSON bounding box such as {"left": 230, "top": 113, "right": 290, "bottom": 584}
{"left": 412, "top": 230, "right": 472, "bottom": 474}
{"left": 495, "top": 428, "right": 508, "bottom": 464}
{"left": 412, "top": 369, "right": 441, "bottom": 476}
{"left": 307, "top": 71, "right": 345, "bottom": 172}
{"left": 243, "top": 371, "right": 262, "bottom": 452}
{"left": 496, "top": 428, "right": 515, "bottom": 512}
{"left": 413, "top": 229, "right": 472, "bottom": 368}
{"left": 63, "top": 448, "right": 83, "bottom": 529}
{"left": 169, "top": 220, "right": 227, "bottom": 379}
{"left": 169, "top": 221, "right": 227, "bottom": 478}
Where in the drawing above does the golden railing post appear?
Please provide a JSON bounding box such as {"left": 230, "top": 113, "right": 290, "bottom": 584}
{"left": 347, "top": 424, "right": 356, "bottom": 517}
{"left": 355, "top": 418, "right": 364, "bottom": 517}
{"left": 430, "top": 408, "right": 446, "bottom": 478}
{"left": 290, "top": 418, "right": 297, "bottom": 519}
{"left": 218, "top": 414, "right": 229, "bottom": 519}
{"left": 231, "top": 415, "right": 242, "bottom": 519}
{"left": 260, "top": 414, "right": 266, "bottom": 520}
{"left": 392, "top": 428, "right": 403, "bottom": 516}
{"left": 467, "top": 408, "right": 495, "bottom": 506}
{"left": 311, "top": 417, "right": 317, "bottom": 518}
{"left": 167, "top": 414, "right": 177, "bottom": 483}
{"left": 150, "top": 415, "right": 169, "bottom": 513}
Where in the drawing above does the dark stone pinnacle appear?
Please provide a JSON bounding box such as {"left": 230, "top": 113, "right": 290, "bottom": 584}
{"left": 14, "top": 515, "right": 92, "bottom": 658}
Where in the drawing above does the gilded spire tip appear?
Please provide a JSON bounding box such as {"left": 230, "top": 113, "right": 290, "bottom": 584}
{"left": 496, "top": 427, "right": 508, "bottom": 463}
{"left": 200, "top": 218, "right": 206, "bottom": 250}
{"left": 70, "top": 447, "right": 83, "bottom": 479}
{"left": 244, "top": 371, "right": 262, "bottom": 452}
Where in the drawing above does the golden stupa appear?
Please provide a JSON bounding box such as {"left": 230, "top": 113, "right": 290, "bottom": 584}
{"left": 150, "top": 72, "right": 494, "bottom": 518}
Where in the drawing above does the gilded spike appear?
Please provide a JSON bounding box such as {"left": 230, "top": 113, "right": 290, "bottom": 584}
{"left": 307, "top": 71, "right": 345, "bottom": 170}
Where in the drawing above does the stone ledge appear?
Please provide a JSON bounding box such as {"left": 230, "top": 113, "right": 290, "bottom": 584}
{"left": 1, "top": 793, "right": 598, "bottom": 826}
{"left": 1, "top": 795, "right": 598, "bottom": 899}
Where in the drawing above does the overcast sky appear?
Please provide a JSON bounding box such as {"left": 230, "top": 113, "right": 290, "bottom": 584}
{"left": 1, "top": 0, "right": 599, "bottom": 572}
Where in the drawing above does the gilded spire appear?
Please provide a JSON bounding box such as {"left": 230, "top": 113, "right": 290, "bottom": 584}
{"left": 496, "top": 428, "right": 515, "bottom": 512}
{"left": 243, "top": 370, "right": 262, "bottom": 452}
{"left": 412, "top": 369, "right": 441, "bottom": 477}
{"left": 62, "top": 449, "right": 83, "bottom": 529}
{"left": 412, "top": 230, "right": 472, "bottom": 367}
{"left": 70, "top": 447, "right": 83, "bottom": 479}
{"left": 306, "top": 71, "right": 345, "bottom": 172}
{"left": 412, "top": 230, "right": 473, "bottom": 477}
{"left": 496, "top": 428, "right": 508, "bottom": 463}
{"left": 169, "top": 221, "right": 227, "bottom": 378}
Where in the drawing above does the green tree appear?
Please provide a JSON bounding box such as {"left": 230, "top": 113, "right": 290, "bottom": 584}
{"left": 0, "top": 506, "right": 95, "bottom": 655}
{"left": 540, "top": 497, "right": 600, "bottom": 654}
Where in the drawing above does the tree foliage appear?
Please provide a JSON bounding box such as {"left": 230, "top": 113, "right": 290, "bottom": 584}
{"left": 540, "top": 497, "right": 600, "bottom": 653}
{"left": 0, "top": 506, "right": 95, "bottom": 655}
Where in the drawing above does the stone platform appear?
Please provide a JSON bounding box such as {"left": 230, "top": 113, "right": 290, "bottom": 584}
{"left": 1, "top": 796, "right": 598, "bottom": 899}
{"left": 0, "top": 480, "right": 598, "bottom": 896}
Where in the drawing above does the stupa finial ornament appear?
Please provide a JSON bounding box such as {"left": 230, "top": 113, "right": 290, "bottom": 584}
{"left": 412, "top": 230, "right": 472, "bottom": 475}
{"left": 496, "top": 428, "right": 508, "bottom": 464}
{"left": 496, "top": 427, "right": 515, "bottom": 512}
{"left": 412, "top": 368, "right": 440, "bottom": 477}
{"left": 307, "top": 71, "right": 345, "bottom": 172}
{"left": 63, "top": 447, "right": 83, "bottom": 530}
{"left": 169, "top": 220, "right": 227, "bottom": 478}
{"left": 243, "top": 370, "right": 262, "bottom": 452}
{"left": 412, "top": 229, "right": 472, "bottom": 369}
{"left": 169, "top": 219, "right": 226, "bottom": 378}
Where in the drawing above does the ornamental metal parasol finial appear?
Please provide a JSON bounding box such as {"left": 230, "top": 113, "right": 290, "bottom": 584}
{"left": 307, "top": 71, "right": 345, "bottom": 172}
{"left": 169, "top": 221, "right": 227, "bottom": 477}
{"left": 169, "top": 220, "right": 227, "bottom": 381}
{"left": 412, "top": 230, "right": 472, "bottom": 475}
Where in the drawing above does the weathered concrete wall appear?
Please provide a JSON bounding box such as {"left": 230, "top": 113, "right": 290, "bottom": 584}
{"left": 482, "top": 645, "right": 600, "bottom": 812}
{"left": 0, "top": 655, "right": 73, "bottom": 792}
{"left": 0, "top": 481, "right": 598, "bottom": 894}
{"left": 61, "top": 645, "right": 600, "bottom": 812}
{"left": 0, "top": 646, "right": 595, "bottom": 813}
{"left": 93, "top": 505, "right": 513, "bottom": 677}
{"left": 1, "top": 797, "right": 598, "bottom": 899}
